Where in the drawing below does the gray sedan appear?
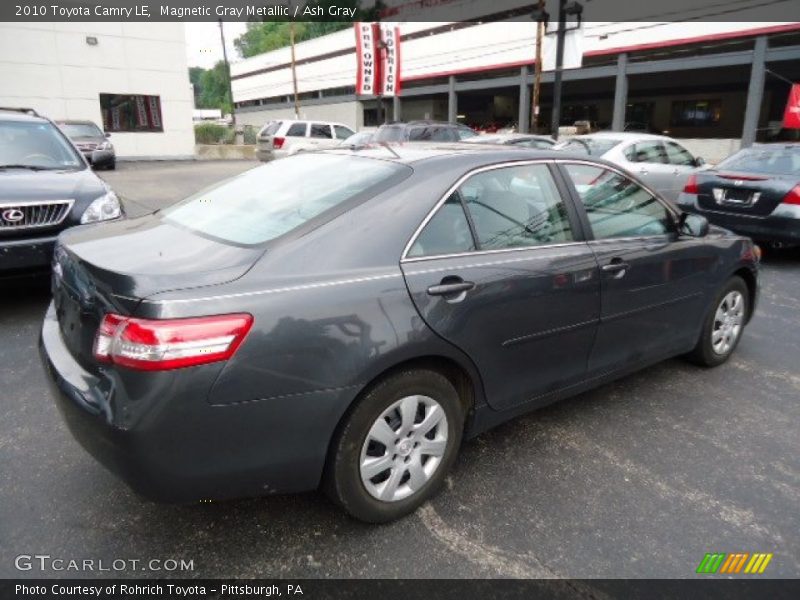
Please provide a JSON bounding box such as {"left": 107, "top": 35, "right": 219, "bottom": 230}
{"left": 555, "top": 132, "right": 704, "bottom": 202}
{"left": 40, "top": 144, "right": 758, "bottom": 523}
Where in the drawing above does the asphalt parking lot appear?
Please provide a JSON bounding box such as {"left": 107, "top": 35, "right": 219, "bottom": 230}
{"left": 1, "top": 160, "right": 799, "bottom": 579}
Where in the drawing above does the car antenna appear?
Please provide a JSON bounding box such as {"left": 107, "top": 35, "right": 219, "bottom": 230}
{"left": 379, "top": 142, "right": 400, "bottom": 159}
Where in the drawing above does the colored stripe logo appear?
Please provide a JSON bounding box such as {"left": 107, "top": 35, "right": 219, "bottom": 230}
{"left": 696, "top": 553, "right": 773, "bottom": 574}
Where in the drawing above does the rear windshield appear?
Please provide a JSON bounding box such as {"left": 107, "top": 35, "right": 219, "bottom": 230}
{"left": 374, "top": 126, "right": 405, "bottom": 143}
{"left": 408, "top": 126, "right": 458, "bottom": 142}
{"left": 163, "top": 154, "right": 409, "bottom": 245}
{"left": 60, "top": 122, "right": 103, "bottom": 138}
{"left": 716, "top": 146, "right": 800, "bottom": 176}
{"left": 557, "top": 138, "right": 621, "bottom": 156}
{"left": 260, "top": 121, "right": 280, "bottom": 136}
{"left": 0, "top": 120, "right": 83, "bottom": 169}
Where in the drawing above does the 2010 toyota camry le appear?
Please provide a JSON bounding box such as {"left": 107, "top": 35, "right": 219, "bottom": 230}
{"left": 40, "top": 144, "right": 760, "bottom": 523}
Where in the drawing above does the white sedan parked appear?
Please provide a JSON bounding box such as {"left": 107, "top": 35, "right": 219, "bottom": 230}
{"left": 555, "top": 132, "right": 705, "bottom": 202}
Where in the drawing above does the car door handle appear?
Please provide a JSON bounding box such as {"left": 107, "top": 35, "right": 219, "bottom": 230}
{"left": 601, "top": 260, "right": 630, "bottom": 277}
{"left": 427, "top": 280, "right": 475, "bottom": 296}
{"left": 638, "top": 168, "right": 649, "bottom": 175}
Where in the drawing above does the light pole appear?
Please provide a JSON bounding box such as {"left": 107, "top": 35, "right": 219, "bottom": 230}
{"left": 549, "top": 0, "right": 583, "bottom": 141}
{"left": 218, "top": 19, "right": 236, "bottom": 129}
{"left": 531, "top": 0, "right": 548, "bottom": 133}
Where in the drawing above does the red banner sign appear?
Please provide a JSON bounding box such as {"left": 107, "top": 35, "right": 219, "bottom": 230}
{"left": 354, "top": 22, "right": 380, "bottom": 96}
{"left": 380, "top": 23, "right": 401, "bottom": 97}
{"left": 783, "top": 83, "right": 800, "bottom": 129}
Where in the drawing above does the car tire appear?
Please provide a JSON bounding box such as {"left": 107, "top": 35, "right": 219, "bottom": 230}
{"left": 107, "top": 159, "right": 116, "bottom": 170}
{"left": 686, "top": 276, "right": 749, "bottom": 367}
{"left": 324, "top": 368, "right": 464, "bottom": 523}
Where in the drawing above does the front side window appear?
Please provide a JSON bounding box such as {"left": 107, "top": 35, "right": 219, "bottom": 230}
{"left": 100, "top": 93, "right": 163, "bottom": 132}
{"left": 563, "top": 164, "right": 674, "bottom": 239}
{"left": 310, "top": 124, "right": 332, "bottom": 139}
{"left": 164, "top": 154, "right": 409, "bottom": 245}
{"left": 0, "top": 120, "right": 83, "bottom": 169}
{"left": 286, "top": 122, "right": 307, "bottom": 137}
{"left": 664, "top": 142, "right": 695, "bottom": 166}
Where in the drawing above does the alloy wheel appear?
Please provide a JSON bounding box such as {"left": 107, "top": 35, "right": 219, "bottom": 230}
{"left": 712, "top": 290, "right": 744, "bottom": 355}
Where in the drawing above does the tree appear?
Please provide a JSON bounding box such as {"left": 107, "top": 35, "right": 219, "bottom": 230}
{"left": 232, "top": 0, "right": 385, "bottom": 58}
{"left": 188, "top": 61, "right": 233, "bottom": 114}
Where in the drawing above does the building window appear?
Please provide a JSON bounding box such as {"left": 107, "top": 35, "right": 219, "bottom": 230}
{"left": 100, "top": 93, "right": 163, "bottom": 133}
{"left": 670, "top": 99, "right": 721, "bottom": 127}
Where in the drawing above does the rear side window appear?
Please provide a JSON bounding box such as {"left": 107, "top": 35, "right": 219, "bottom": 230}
{"left": 408, "top": 195, "right": 475, "bottom": 257}
{"left": 164, "top": 154, "right": 409, "bottom": 245}
{"left": 285, "top": 122, "right": 306, "bottom": 137}
{"left": 625, "top": 141, "right": 667, "bottom": 164}
{"left": 310, "top": 124, "right": 332, "bottom": 138}
{"left": 563, "top": 164, "right": 674, "bottom": 239}
{"left": 408, "top": 164, "right": 574, "bottom": 257}
{"left": 462, "top": 165, "right": 573, "bottom": 250}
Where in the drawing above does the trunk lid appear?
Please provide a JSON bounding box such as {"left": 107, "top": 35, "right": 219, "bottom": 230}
{"left": 695, "top": 171, "right": 795, "bottom": 216}
{"left": 52, "top": 214, "right": 264, "bottom": 369}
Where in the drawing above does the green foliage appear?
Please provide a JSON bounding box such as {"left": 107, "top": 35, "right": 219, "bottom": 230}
{"left": 242, "top": 125, "right": 257, "bottom": 145}
{"left": 234, "top": 21, "right": 352, "bottom": 58}
{"left": 194, "top": 122, "right": 234, "bottom": 145}
{"left": 189, "top": 61, "right": 232, "bottom": 115}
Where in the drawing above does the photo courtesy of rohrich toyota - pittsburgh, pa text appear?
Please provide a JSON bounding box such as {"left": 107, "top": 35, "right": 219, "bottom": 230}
{"left": 0, "top": 0, "right": 799, "bottom": 598}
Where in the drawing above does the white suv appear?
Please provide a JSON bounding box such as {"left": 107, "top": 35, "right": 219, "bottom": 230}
{"left": 256, "top": 120, "right": 356, "bottom": 161}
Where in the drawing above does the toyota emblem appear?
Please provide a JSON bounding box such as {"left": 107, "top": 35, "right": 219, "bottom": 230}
{"left": 2, "top": 208, "right": 24, "bottom": 223}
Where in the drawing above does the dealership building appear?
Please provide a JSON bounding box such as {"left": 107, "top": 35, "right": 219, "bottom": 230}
{"left": 0, "top": 22, "right": 195, "bottom": 158}
{"left": 232, "top": 19, "right": 800, "bottom": 162}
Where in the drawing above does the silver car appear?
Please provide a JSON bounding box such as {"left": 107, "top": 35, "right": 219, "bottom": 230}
{"left": 555, "top": 132, "right": 704, "bottom": 202}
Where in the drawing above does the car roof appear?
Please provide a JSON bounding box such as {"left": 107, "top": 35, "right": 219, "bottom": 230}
{"left": 0, "top": 109, "right": 48, "bottom": 123}
{"left": 57, "top": 119, "right": 99, "bottom": 125}
{"left": 573, "top": 131, "right": 669, "bottom": 141}
{"left": 324, "top": 141, "right": 583, "bottom": 165}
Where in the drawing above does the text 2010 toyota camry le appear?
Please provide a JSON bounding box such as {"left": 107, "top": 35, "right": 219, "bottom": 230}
{"left": 40, "top": 145, "right": 759, "bottom": 522}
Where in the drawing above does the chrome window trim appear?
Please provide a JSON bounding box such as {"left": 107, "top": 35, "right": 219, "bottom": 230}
{"left": 0, "top": 199, "right": 74, "bottom": 231}
{"left": 400, "top": 158, "right": 574, "bottom": 262}
{"left": 402, "top": 240, "right": 587, "bottom": 264}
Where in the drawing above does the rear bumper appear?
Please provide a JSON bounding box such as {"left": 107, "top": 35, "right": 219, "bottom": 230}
{"left": 87, "top": 149, "right": 115, "bottom": 167}
{"left": 0, "top": 235, "right": 57, "bottom": 272}
{"left": 39, "top": 302, "right": 357, "bottom": 502}
{"left": 677, "top": 193, "right": 800, "bottom": 245}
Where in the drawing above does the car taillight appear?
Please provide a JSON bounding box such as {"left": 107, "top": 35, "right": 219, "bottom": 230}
{"left": 93, "top": 313, "right": 253, "bottom": 371}
{"left": 683, "top": 174, "right": 699, "bottom": 194}
{"left": 782, "top": 184, "right": 800, "bottom": 205}
{"left": 273, "top": 137, "right": 285, "bottom": 149}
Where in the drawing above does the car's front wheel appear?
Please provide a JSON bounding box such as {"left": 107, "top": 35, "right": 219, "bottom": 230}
{"left": 686, "top": 276, "right": 749, "bottom": 367}
{"left": 324, "top": 369, "right": 464, "bottom": 523}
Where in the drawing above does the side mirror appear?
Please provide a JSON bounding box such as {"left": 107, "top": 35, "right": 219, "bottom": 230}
{"left": 104, "top": 131, "right": 111, "bottom": 138}
{"left": 694, "top": 156, "right": 705, "bottom": 167}
{"left": 680, "top": 212, "right": 709, "bottom": 237}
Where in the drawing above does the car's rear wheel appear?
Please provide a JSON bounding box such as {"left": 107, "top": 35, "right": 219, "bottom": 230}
{"left": 686, "top": 276, "right": 749, "bottom": 367}
{"left": 324, "top": 369, "right": 464, "bottom": 523}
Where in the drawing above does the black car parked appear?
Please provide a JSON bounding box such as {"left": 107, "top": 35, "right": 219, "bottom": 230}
{"left": 40, "top": 145, "right": 759, "bottom": 522}
{"left": 677, "top": 143, "right": 800, "bottom": 247}
{"left": 0, "top": 108, "right": 123, "bottom": 275}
